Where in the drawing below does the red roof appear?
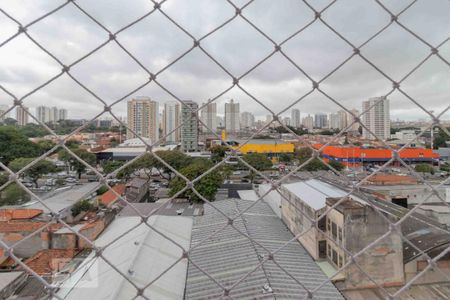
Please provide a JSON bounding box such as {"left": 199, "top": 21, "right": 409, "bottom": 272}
{"left": 0, "top": 221, "right": 63, "bottom": 233}
{"left": 0, "top": 209, "right": 43, "bottom": 221}
{"left": 100, "top": 184, "right": 126, "bottom": 206}
{"left": 23, "top": 249, "right": 80, "bottom": 275}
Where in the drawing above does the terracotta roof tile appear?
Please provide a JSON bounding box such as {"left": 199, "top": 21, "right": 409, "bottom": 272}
{"left": 100, "top": 184, "right": 126, "bottom": 206}
{"left": 0, "top": 221, "right": 63, "bottom": 233}
{"left": 23, "top": 249, "right": 80, "bottom": 275}
{"left": 0, "top": 209, "right": 43, "bottom": 221}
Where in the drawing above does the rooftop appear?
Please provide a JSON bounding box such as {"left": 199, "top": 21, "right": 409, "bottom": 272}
{"left": 57, "top": 215, "right": 192, "bottom": 300}
{"left": 99, "top": 184, "right": 126, "bottom": 206}
{"left": 0, "top": 208, "right": 43, "bottom": 221}
{"left": 23, "top": 249, "right": 80, "bottom": 276}
{"left": 118, "top": 199, "right": 203, "bottom": 217}
{"left": 185, "top": 198, "right": 343, "bottom": 299}
{"left": 20, "top": 182, "right": 100, "bottom": 214}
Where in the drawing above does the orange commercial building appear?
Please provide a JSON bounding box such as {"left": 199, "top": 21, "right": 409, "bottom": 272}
{"left": 313, "top": 144, "right": 440, "bottom": 167}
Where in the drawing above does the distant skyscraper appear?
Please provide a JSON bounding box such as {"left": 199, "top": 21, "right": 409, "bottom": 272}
{"left": 58, "top": 109, "right": 68, "bottom": 121}
{"left": 283, "top": 116, "right": 291, "bottom": 127}
{"left": 362, "top": 97, "right": 390, "bottom": 140}
{"left": 314, "top": 113, "right": 327, "bottom": 129}
{"left": 16, "top": 106, "right": 29, "bottom": 126}
{"left": 50, "top": 107, "right": 59, "bottom": 123}
{"left": 126, "top": 97, "right": 159, "bottom": 142}
{"left": 36, "top": 106, "right": 51, "bottom": 123}
{"left": 181, "top": 100, "right": 199, "bottom": 152}
{"left": 240, "top": 112, "right": 255, "bottom": 129}
{"left": 302, "top": 115, "right": 314, "bottom": 131}
{"left": 225, "top": 99, "right": 240, "bottom": 133}
{"left": 291, "top": 108, "right": 301, "bottom": 128}
{"left": 0, "top": 105, "right": 9, "bottom": 122}
{"left": 163, "top": 102, "right": 180, "bottom": 144}
{"left": 200, "top": 101, "right": 217, "bottom": 133}
{"left": 216, "top": 116, "right": 224, "bottom": 128}
{"left": 337, "top": 110, "right": 348, "bottom": 130}
{"left": 329, "top": 113, "right": 340, "bottom": 129}
{"left": 347, "top": 109, "right": 360, "bottom": 132}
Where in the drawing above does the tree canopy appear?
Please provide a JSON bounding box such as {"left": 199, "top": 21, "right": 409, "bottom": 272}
{"left": 242, "top": 153, "right": 273, "bottom": 171}
{"left": 169, "top": 160, "right": 223, "bottom": 202}
{"left": 415, "top": 163, "right": 434, "bottom": 174}
{"left": 0, "top": 126, "right": 42, "bottom": 164}
{"left": 9, "top": 158, "right": 57, "bottom": 187}
{"left": 58, "top": 149, "right": 96, "bottom": 178}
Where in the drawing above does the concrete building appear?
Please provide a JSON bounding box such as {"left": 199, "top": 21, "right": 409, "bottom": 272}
{"left": 337, "top": 109, "right": 347, "bottom": 130}
{"left": 224, "top": 99, "right": 240, "bottom": 133}
{"left": 302, "top": 114, "right": 314, "bottom": 131}
{"left": 0, "top": 105, "right": 9, "bottom": 122}
{"left": 362, "top": 97, "right": 390, "bottom": 140}
{"left": 36, "top": 106, "right": 50, "bottom": 124}
{"left": 240, "top": 111, "right": 254, "bottom": 129}
{"left": 50, "top": 106, "right": 59, "bottom": 123}
{"left": 283, "top": 116, "right": 291, "bottom": 127}
{"left": 126, "top": 97, "right": 159, "bottom": 142}
{"left": 346, "top": 108, "right": 360, "bottom": 132}
{"left": 58, "top": 108, "right": 68, "bottom": 121}
{"left": 162, "top": 102, "right": 180, "bottom": 144}
{"left": 315, "top": 113, "right": 328, "bottom": 129}
{"left": 15, "top": 106, "right": 29, "bottom": 126}
{"left": 291, "top": 108, "right": 301, "bottom": 128}
{"left": 181, "top": 100, "right": 199, "bottom": 152}
{"left": 199, "top": 101, "right": 217, "bottom": 133}
{"left": 329, "top": 113, "right": 340, "bottom": 129}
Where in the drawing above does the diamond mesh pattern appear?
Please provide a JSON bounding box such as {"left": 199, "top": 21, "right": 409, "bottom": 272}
{"left": 0, "top": 0, "right": 449, "bottom": 299}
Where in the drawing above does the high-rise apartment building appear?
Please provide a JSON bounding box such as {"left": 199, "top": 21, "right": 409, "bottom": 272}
{"left": 302, "top": 115, "right": 314, "bottom": 131}
{"left": 162, "top": 102, "right": 180, "bottom": 144}
{"left": 36, "top": 106, "right": 51, "bottom": 123}
{"left": 58, "top": 109, "right": 68, "bottom": 121}
{"left": 291, "top": 108, "right": 301, "bottom": 128}
{"left": 16, "top": 106, "right": 29, "bottom": 126}
{"left": 240, "top": 112, "right": 255, "bottom": 129}
{"left": 362, "top": 97, "right": 390, "bottom": 140}
{"left": 126, "top": 97, "right": 159, "bottom": 142}
{"left": 225, "top": 99, "right": 240, "bottom": 133}
{"left": 347, "top": 109, "right": 360, "bottom": 132}
{"left": 181, "top": 100, "right": 199, "bottom": 152}
{"left": 50, "top": 107, "right": 59, "bottom": 123}
{"left": 283, "top": 116, "right": 291, "bottom": 127}
{"left": 337, "top": 110, "right": 348, "bottom": 130}
{"left": 314, "top": 113, "right": 327, "bottom": 129}
{"left": 0, "top": 105, "right": 9, "bottom": 122}
{"left": 329, "top": 113, "right": 340, "bottom": 129}
{"left": 200, "top": 101, "right": 217, "bottom": 133}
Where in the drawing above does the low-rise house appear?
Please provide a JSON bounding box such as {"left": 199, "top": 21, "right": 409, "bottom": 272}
{"left": 99, "top": 184, "right": 126, "bottom": 207}
{"left": 126, "top": 178, "right": 148, "bottom": 203}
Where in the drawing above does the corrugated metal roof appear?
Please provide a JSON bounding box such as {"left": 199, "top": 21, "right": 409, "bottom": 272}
{"left": 57, "top": 215, "right": 192, "bottom": 300}
{"left": 185, "top": 198, "right": 343, "bottom": 299}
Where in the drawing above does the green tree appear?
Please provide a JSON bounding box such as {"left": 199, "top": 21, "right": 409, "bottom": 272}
{"left": 71, "top": 199, "right": 94, "bottom": 217}
{"left": 303, "top": 158, "right": 328, "bottom": 171}
{"left": 295, "top": 147, "right": 313, "bottom": 161}
{"left": 433, "top": 127, "right": 450, "bottom": 149}
{"left": 242, "top": 153, "right": 273, "bottom": 171}
{"left": 18, "top": 124, "right": 49, "bottom": 138}
{"left": 278, "top": 153, "right": 293, "bottom": 163}
{"left": 328, "top": 160, "right": 345, "bottom": 171}
{"left": 1, "top": 183, "right": 30, "bottom": 206}
{"left": 210, "top": 145, "right": 226, "bottom": 163}
{"left": 169, "top": 161, "right": 223, "bottom": 202}
{"left": 59, "top": 149, "right": 96, "bottom": 179}
{"left": 9, "top": 158, "right": 56, "bottom": 187}
{"left": 36, "top": 140, "right": 56, "bottom": 153}
{"left": 0, "top": 126, "right": 42, "bottom": 164}
{"left": 415, "top": 164, "right": 434, "bottom": 174}
{"left": 102, "top": 160, "right": 125, "bottom": 175}
{"left": 2, "top": 118, "right": 17, "bottom": 126}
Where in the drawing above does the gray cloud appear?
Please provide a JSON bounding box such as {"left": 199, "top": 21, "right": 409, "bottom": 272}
{"left": 0, "top": 0, "right": 448, "bottom": 121}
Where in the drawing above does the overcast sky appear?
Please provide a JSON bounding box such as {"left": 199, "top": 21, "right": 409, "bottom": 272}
{"left": 0, "top": 0, "right": 449, "bottom": 122}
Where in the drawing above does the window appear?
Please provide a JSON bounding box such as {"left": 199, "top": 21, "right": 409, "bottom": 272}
{"left": 332, "top": 249, "right": 338, "bottom": 266}
{"left": 331, "top": 222, "right": 337, "bottom": 241}
{"left": 338, "top": 227, "right": 343, "bottom": 244}
{"left": 327, "top": 218, "right": 331, "bottom": 232}
{"left": 339, "top": 255, "right": 344, "bottom": 268}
